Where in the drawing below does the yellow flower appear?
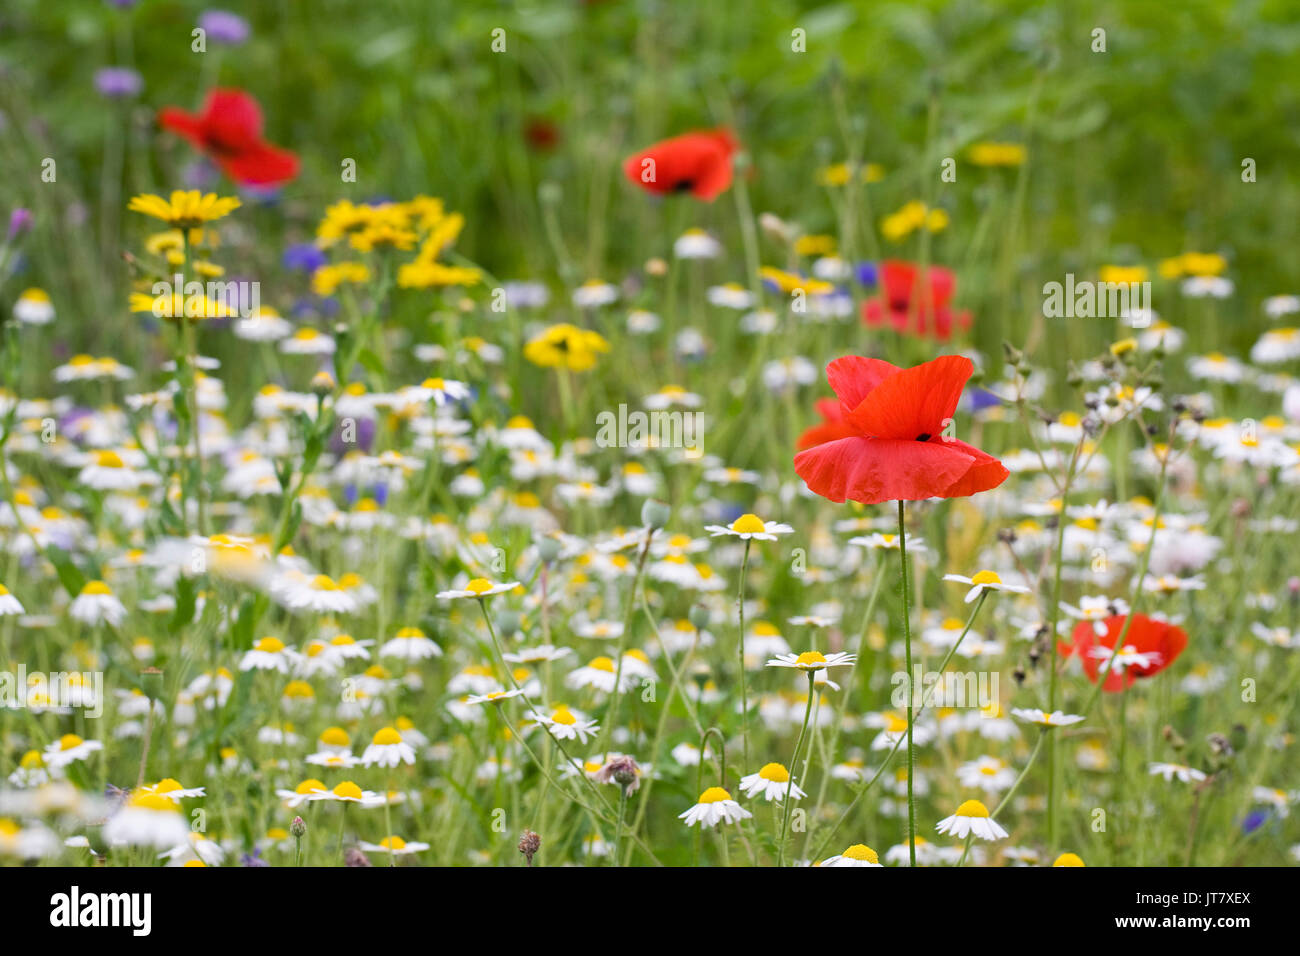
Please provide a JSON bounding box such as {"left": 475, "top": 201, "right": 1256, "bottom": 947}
{"left": 1158, "top": 252, "right": 1227, "bottom": 279}
{"left": 881, "top": 200, "right": 948, "bottom": 242}
{"left": 1098, "top": 265, "right": 1149, "bottom": 285}
{"left": 397, "top": 260, "right": 481, "bottom": 289}
{"left": 524, "top": 323, "right": 609, "bottom": 372}
{"left": 129, "top": 291, "right": 232, "bottom": 322}
{"left": 311, "top": 262, "right": 371, "bottom": 297}
{"left": 793, "top": 234, "right": 836, "bottom": 257}
{"left": 817, "top": 162, "right": 884, "bottom": 186}
{"left": 315, "top": 200, "right": 380, "bottom": 247}
{"left": 967, "top": 142, "right": 1027, "bottom": 167}
{"left": 128, "top": 191, "right": 241, "bottom": 228}
{"left": 351, "top": 221, "right": 417, "bottom": 253}
{"left": 758, "top": 266, "right": 834, "bottom": 295}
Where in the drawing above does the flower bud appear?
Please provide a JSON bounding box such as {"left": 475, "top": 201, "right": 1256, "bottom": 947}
{"left": 641, "top": 498, "right": 671, "bottom": 530}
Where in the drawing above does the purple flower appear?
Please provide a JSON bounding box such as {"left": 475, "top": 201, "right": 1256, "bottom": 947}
{"left": 198, "top": 9, "right": 251, "bottom": 45}
{"left": 283, "top": 243, "right": 327, "bottom": 273}
{"left": 94, "top": 67, "right": 143, "bottom": 99}
{"left": 6, "top": 208, "right": 32, "bottom": 240}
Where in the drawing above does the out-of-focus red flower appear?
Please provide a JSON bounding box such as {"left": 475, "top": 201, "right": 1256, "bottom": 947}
{"left": 524, "top": 118, "right": 560, "bottom": 152}
{"left": 793, "top": 354, "right": 1008, "bottom": 503}
{"left": 159, "top": 89, "right": 299, "bottom": 187}
{"left": 864, "top": 260, "right": 971, "bottom": 340}
{"left": 795, "top": 398, "right": 855, "bottom": 451}
{"left": 622, "top": 129, "right": 737, "bottom": 201}
{"left": 1060, "top": 613, "right": 1188, "bottom": 692}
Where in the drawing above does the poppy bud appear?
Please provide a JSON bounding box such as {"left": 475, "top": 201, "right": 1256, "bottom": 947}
{"left": 535, "top": 535, "right": 562, "bottom": 563}
{"left": 641, "top": 498, "right": 671, "bottom": 530}
{"left": 688, "top": 604, "right": 711, "bottom": 631}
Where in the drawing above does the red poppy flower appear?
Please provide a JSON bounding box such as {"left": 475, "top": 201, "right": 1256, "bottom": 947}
{"left": 524, "top": 117, "right": 560, "bottom": 152}
{"left": 795, "top": 398, "right": 855, "bottom": 451}
{"left": 159, "top": 89, "right": 299, "bottom": 187}
{"left": 864, "top": 260, "right": 971, "bottom": 340}
{"left": 622, "top": 129, "right": 738, "bottom": 201}
{"left": 793, "top": 354, "right": 1008, "bottom": 503}
{"left": 1061, "top": 613, "right": 1187, "bottom": 692}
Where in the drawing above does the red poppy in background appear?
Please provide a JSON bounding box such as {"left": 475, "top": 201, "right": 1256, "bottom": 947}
{"left": 864, "top": 260, "right": 971, "bottom": 340}
{"left": 793, "top": 354, "right": 1008, "bottom": 503}
{"left": 1060, "top": 614, "right": 1188, "bottom": 692}
{"left": 795, "top": 398, "right": 854, "bottom": 451}
{"left": 159, "top": 89, "right": 300, "bottom": 187}
{"left": 622, "top": 129, "right": 738, "bottom": 201}
{"left": 524, "top": 117, "right": 560, "bottom": 152}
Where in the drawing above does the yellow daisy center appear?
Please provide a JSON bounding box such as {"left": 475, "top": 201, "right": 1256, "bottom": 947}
{"left": 795, "top": 651, "right": 827, "bottom": 667}
{"left": 698, "top": 787, "right": 732, "bottom": 804}
{"left": 758, "top": 762, "right": 790, "bottom": 783}
{"left": 466, "top": 578, "right": 494, "bottom": 594}
{"left": 970, "top": 570, "right": 1002, "bottom": 585}
{"left": 319, "top": 727, "right": 350, "bottom": 747}
{"left": 956, "top": 799, "right": 991, "bottom": 818}
{"left": 842, "top": 844, "right": 879, "bottom": 863}
{"left": 372, "top": 727, "right": 402, "bottom": 746}
{"left": 730, "top": 513, "right": 766, "bottom": 534}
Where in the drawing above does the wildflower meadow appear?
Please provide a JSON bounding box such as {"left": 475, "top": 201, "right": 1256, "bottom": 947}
{"left": 0, "top": 0, "right": 1296, "bottom": 908}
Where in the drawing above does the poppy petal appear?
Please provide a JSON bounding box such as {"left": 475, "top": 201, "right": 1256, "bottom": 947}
{"left": 825, "top": 355, "right": 901, "bottom": 410}
{"left": 200, "top": 88, "right": 266, "bottom": 149}
{"left": 217, "top": 141, "right": 301, "bottom": 186}
{"left": 793, "top": 435, "right": 980, "bottom": 504}
{"left": 845, "top": 354, "right": 973, "bottom": 440}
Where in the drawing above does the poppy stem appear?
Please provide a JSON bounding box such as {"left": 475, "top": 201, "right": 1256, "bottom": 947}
{"left": 898, "top": 498, "right": 917, "bottom": 867}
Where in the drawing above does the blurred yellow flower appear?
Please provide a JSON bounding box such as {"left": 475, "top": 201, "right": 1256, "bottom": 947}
{"left": 1159, "top": 252, "right": 1227, "bottom": 278}
{"left": 312, "top": 262, "right": 371, "bottom": 297}
{"left": 967, "top": 142, "right": 1027, "bottom": 167}
{"left": 794, "top": 234, "right": 836, "bottom": 257}
{"left": 1098, "top": 265, "right": 1149, "bottom": 285}
{"left": 524, "top": 323, "right": 609, "bottom": 372}
{"left": 758, "top": 266, "right": 834, "bottom": 295}
{"left": 881, "top": 200, "right": 948, "bottom": 242}
{"left": 817, "top": 162, "right": 885, "bottom": 187}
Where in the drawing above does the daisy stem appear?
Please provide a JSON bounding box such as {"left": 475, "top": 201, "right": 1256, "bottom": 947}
{"left": 737, "top": 538, "right": 752, "bottom": 774}
{"left": 480, "top": 600, "right": 663, "bottom": 865}
{"left": 596, "top": 528, "right": 655, "bottom": 758}
{"left": 898, "top": 499, "right": 917, "bottom": 867}
{"left": 776, "top": 670, "right": 816, "bottom": 866}
{"left": 808, "top": 590, "right": 989, "bottom": 862}
{"left": 993, "top": 728, "right": 1047, "bottom": 818}
{"left": 956, "top": 832, "right": 974, "bottom": 867}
